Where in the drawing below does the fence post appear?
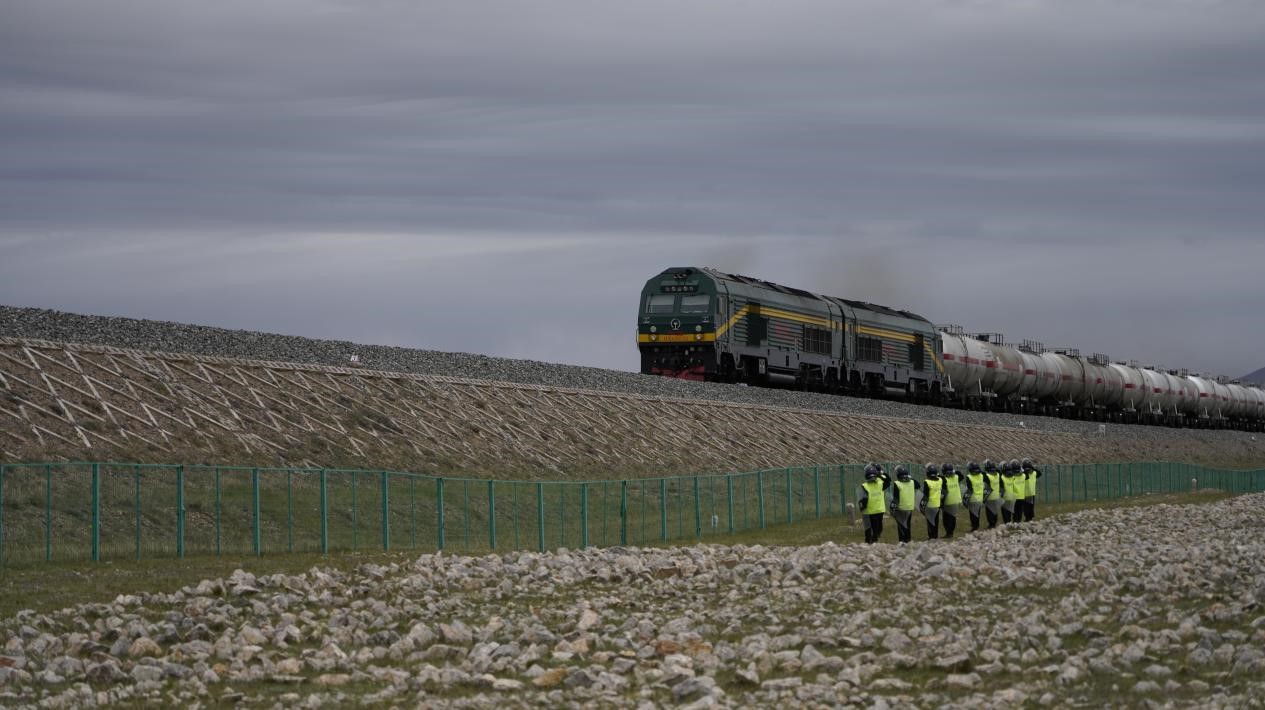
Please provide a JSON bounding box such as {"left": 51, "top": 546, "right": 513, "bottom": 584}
{"left": 536, "top": 482, "right": 545, "bottom": 552}
{"left": 133, "top": 465, "right": 141, "bottom": 560}
{"left": 580, "top": 483, "right": 589, "bottom": 549}
{"left": 463, "top": 480, "right": 471, "bottom": 550}
{"left": 513, "top": 482, "right": 521, "bottom": 550}
{"left": 784, "top": 468, "right": 793, "bottom": 524}
{"left": 487, "top": 480, "right": 497, "bottom": 550}
{"left": 410, "top": 477, "right": 417, "bottom": 548}
{"left": 437, "top": 478, "right": 446, "bottom": 551}
{"left": 659, "top": 478, "right": 669, "bottom": 541}
{"left": 726, "top": 474, "right": 735, "bottom": 533}
{"left": 693, "top": 476, "right": 702, "bottom": 539}
{"left": 176, "top": 465, "right": 186, "bottom": 559}
{"left": 351, "top": 471, "right": 359, "bottom": 551}
{"left": 0, "top": 464, "right": 5, "bottom": 568}
{"left": 88, "top": 462, "right": 101, "bottom": 562}
{"left": 814, "top": 467, "right": 821, "bottom": 519}
{"left": 319, "top": 469, "right": 329, "bottom": 554}
{"left": 286, "top": 469, "right": 294, "bottom": 553}
{"left": 251, "top": 467, "right": 261, "bottom": 556}
{"left": 214, "top": 466, "right": 222, "bottom": 556}
{"left": 838, "top": 465, "right": 846, "bottom": 516}
{"left": 382, "top": 472, "right": 391, "bottom": 552}
{"left": 620, "top": 481, "right": 628, "bottom": 546}
{"left": 45, "top": 464, "right": 53, "bottom": 562}
{"left": 757, "top": 470, "right": 766, "bottom": 529}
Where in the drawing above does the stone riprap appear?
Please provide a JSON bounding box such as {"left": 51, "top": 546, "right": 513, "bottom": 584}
{"left": 1, "top": 495, "right": 1263, "bottom": 708}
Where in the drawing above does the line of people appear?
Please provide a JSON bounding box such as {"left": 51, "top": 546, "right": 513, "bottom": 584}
{"left": 857, "top": 458, "right": 1043, "bottom": 544}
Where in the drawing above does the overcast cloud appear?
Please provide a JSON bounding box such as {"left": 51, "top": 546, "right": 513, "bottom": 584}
{"left": 2, "top": 0, "right": 1263, "bottom": 377}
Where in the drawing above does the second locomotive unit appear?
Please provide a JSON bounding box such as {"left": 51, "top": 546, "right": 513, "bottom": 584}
{"left": 638, "top": 267, "right": 943, "bottom": 401}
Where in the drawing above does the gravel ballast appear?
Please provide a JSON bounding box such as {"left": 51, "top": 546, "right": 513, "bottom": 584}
{"left": 0, "top": 305, "right": 1253, "bottom": 444}
{"left": 1, "top": 494, "right": 1263, "bottom": 707}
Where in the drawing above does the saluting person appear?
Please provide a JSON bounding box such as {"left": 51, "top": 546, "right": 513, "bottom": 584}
{"left": 940, "top": 463, "right": 964, "bottom": 539}
{"left": 889, "top": 465, "right": 918, "bottom": 544}
{"left": 919, "top": 464, "right": 944, "bottom": 540}
{"left": 858, "top": 463, "right": 891, "bottom": 544}
{"left": 1001, "top": 459, "right": 1023, "bottom": 524}
{"left": 982, "top": 459, "right": 1003, "bottom": 529}
{"left": 1021, "top": 457, "right": 1042, "bottom": 521}
{"left": 963, "top": 461, "right": 989, "bottom": 532}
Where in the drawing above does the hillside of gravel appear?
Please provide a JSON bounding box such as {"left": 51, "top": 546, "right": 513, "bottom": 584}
{"left": 1, "top": 304, "right": 1252, "bottom": 443}
{"left": 1, "top": 494, "right": 1262, "bottom": 708}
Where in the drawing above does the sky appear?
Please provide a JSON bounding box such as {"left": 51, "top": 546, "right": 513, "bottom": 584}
{"left": 2, "top": 0, "right": 1263, "bottom": 378}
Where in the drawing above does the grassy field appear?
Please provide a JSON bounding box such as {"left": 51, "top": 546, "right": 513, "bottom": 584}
{"left": 0, "top": 488, "right": 1232, "bottom": 620}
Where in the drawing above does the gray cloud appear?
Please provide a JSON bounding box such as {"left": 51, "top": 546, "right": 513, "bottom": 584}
{"left": 2, "top": 0, "right": 1264, "bottom": 377}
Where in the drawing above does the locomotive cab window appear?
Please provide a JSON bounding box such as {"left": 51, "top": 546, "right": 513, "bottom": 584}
{"left": 679, "top": 295, "right": 711, "bottom": 314}
{"left": 646, "top": 294, "right": 676, "bottom": 314}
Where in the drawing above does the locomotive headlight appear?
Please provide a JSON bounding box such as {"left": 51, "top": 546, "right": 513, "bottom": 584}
{"left": 695, "top": 333, "right": 702, "bottom": 340}
{"left": 650, "top": 334, "right": 658, "bottom": 341}
{"left": 650, "top": 326, "right": 657, "bottom": 333}
{"left": 695, "top": 325, "right": 701, "bottom": 332}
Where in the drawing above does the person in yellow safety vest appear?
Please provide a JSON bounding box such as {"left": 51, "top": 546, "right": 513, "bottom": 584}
{"left": 1000, "top": 459, "right": 1023, "bottom": 524}
{"left": 889, "top": 465, "right": 917, "bottom": 544}
{"left": 963, "top": 461, "right": 989, "bottom": 532}
{"left": 940, "top": 463, "right": 964, "bottom": 539}
{"left": 918, "top": 463, "right": 944, "bottom": 540}
{"left": 1021, "top": 457, "right": 1042, "bottom": 521}
{"left": 982, "top": 459, "right": 1002, "bottom": 529}
{"left": 857, "top": 463, "right": 891, "bottom": 544}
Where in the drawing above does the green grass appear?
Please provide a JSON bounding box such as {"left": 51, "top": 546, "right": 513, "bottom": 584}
{"left": 0, "top": 489, "right": 1235, "bottom": 620}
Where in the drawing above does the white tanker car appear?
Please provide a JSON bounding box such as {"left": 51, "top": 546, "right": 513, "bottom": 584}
{"left": 939, "top": 326, "right": 1263, "bottom": 429}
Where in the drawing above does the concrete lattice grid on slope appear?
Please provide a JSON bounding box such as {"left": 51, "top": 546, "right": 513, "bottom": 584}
{"left": 0, "top": 337, "right": 1261, "bottom": 476}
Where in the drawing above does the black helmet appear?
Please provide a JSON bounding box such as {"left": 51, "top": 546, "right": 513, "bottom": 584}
{"left": 982, "top": 458, "right": 995, "bottom": 471}
{"left": 864, "top": 463, "right": 881, "bottom": 480}
{"left": 1022, "top": 458, "right": 1033, "bottom": 469}
{"left": 967, "top": 461, "right": 981, "bottom": 473}
{"left": 942, "top": 463, "right": 955, "bottom": 475}
{"left": 924, "top": 463, "right": 939, "bottom": 477}
{"left": 1009, "top": 458, "right": 1021, "bottom": 471}
{"left": 895, "top": 465, "right": 911, "bottom": 480}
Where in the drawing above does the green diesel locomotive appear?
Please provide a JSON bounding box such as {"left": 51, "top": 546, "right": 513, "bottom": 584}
{"left": 638, "top": 267, "right": 943, "bottom": 400}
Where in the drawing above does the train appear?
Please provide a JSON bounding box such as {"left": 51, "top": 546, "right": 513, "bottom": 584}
{"left": 637, "top": 267, "right": 1265, "bottom": 431}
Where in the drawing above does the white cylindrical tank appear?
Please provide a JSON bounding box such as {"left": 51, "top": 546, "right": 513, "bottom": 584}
{"left": 1037, "top": 352, "right": 1065, "bottom": 400}
{"left": 1251, "top": 386, "right": 1265, "bottom": 421}
{"left": 1050, "top": 353, "right": 1085, "bottom": 404}
{"left": 1177, "top": 377, "right": 1200, "bottom": 416}
{"left": 940, "top": 333, "right": 978, "bottom": 396}
{"left": 1098, "top": 362, "right": 1124, "bottom": 408}
{"left": 1188, "top": 376, "right": 1217, "bottom": 417}
{"left": 1163, "top": 373, "right": 1187, "bottom": 415}
{"left": 1111, "top": 364, "right": 1146, "bottom": 412}
{"left": 989, "top": 343, "right": 1025, "bottom": 397}
{"left": 1212, "top": 381, "right": 1232, "bottom": 418}
{"left": 1079, "top": 359, "right": 1107, "bottom": 407}
{"left": 1140, "top": 369, "right": 1170, "bottom": 413}
{"left": 1226, "top": 383, "right": 1248, "bottom": 418}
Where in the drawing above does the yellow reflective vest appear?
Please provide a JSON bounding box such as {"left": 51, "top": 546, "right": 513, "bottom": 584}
{"left": 861, "top": 479, "right": 887, "bottom": 515}
{"left": 943, "top": 475, "right": 963, "bottom": 506}
{"left": 924, "top": 477, "right": 944, "bottom": 508}
{"left": 1024, "top": 468, "right": 1039, "bottom": 497}
{"left": 892, "top": 479, "right": 916, "bottom": 511}
{"left": 1002, "top": 473, "right": 1022, "bottom": 502}
{"left": 984, "top": 472, "right": 1001, "bottom": 501}
{"left": 966, "top": 472, "right": 986, "bottom": 503}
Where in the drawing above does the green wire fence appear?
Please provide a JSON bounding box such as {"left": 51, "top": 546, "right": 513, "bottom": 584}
{"left": 0, "top": 461, "right": 1262, "bottom": 567}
